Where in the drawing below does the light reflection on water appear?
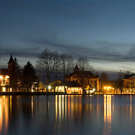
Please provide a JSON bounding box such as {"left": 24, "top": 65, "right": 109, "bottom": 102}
{"left": 0, "top": 95, "right": 135, "bottom": 135}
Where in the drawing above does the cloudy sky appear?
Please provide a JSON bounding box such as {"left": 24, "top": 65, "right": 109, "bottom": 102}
{"left": 1, "top": 0, "right": 135, "bottom": 80}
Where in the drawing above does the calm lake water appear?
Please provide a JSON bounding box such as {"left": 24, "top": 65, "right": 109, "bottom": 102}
{"left": 0, "top": 95, "right": 135, "bottom": 135}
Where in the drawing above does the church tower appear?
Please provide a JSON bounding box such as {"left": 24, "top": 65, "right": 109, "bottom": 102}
{"left": 8, "top": 55, "right": 14, "bottom": 75}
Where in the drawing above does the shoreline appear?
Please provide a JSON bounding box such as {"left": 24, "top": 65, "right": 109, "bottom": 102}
{"left": 0, "top": 92, "right": 134, "bottom": 95}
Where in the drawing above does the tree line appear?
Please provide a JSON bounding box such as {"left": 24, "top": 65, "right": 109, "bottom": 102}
{"left": 11, "top": 48, "right": 128, "bottom": 92}
{"left": 9, "top": 58, "right": 38, "bottom": 91}
{"left": 36, "top": 48, "right": 93, "bottom": 86}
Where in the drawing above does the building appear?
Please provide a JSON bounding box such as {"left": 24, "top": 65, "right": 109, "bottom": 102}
{"left": 0, "top": 55, "right": 14, "bottom": 92}
{"left": 48, "top": 79, "right": 62, "bottom": 92}
{"left": 55, "top": 81, "right": 82, "bottom": 94}
{"left": 123, "top": 74, "right": 135, "bottom": 93}
{"left": 0, "top": 69, "right": 10, "bottom": 91}
{"left": 66, "top": 65, "right": 100, "bottom": 92}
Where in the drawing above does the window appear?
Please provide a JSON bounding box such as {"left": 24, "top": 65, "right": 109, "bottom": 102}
{"left": 3, "top": 79, "right": 5, "bottom": 84}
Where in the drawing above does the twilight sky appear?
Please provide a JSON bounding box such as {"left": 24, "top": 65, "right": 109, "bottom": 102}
{"left": 1, "top": 0, "right": 135, "bottom": 80}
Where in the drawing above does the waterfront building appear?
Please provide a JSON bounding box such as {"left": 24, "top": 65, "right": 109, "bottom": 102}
{"left": 0, "top": 55, "right": 14, "bottom": 92}
{"left": 55, "top": 81, "right": 82, "bottom": 94}
{"left": 66, "top": 65, "right": 100, "bottom": 92}
{"left": 123, "top": 74, "right": 135, "bottom": 94}
{"left": 48, "top": 79, "right": 62, "bottom": 92}
{"left": 0, "top": 69, "right": 10, "bottom": 91}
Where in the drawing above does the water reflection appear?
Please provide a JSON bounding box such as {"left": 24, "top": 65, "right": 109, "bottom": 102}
{"left": 0, "top": 95, "right": 135, "bottom": 135}
{"left": 130, "top": 95, "right": 132, "bottom": 122}
{"left": 0, "top": 96, "right": 11, "bottom": 134}
{"left": 103, "top": 95, "right": 112, "bottom": 135}
{"left": 55, "top": 95, "right": 83, "bottom": 122}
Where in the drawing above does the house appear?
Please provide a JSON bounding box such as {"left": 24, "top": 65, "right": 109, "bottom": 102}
{"left": 123, "top": 74, "right": 135, "bottom": 94}
{"left": 48, "top": 79, "right": 62, "bottom": 92}
{"left": 0, "top": 55, "right": 14, "bottom": 92}
{"left": 66, "top": 65, "right": 100, "bottom": 92}
{"left": 55, "top": 81, "right": 82, "bottom": 94}
{"left": 0, "top": 69, "right": 10, "bottom": 91}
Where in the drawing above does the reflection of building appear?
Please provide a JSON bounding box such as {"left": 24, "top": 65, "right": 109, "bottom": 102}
{"left": 0, "top": 96, "right": 12, "bottom": 134}
{"left": 66, "top": 65, "right": 99, "bottom": 91}
{"left": 55, "top": 95, "right": 82, "bottom": 121}
{"left": 123, "top": 74, "right": 135, "bottom": 93}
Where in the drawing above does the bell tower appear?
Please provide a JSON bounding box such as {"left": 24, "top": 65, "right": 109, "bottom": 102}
{"left": 8, "top": 55, "right": 14, "bottom": 74}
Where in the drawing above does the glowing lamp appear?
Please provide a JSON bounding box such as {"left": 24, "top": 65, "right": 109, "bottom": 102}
{"left": 48, "top": 86, "right": 51, "bottom": 89}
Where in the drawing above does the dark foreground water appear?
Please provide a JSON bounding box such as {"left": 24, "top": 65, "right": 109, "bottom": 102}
{"left": 0, "top": 95, "right": 135, "bottom": 135}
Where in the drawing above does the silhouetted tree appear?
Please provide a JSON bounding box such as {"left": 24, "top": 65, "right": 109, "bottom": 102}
{"left": 9, "top": 57, "right": 21, "bottom": 91}
{"left": 52, "top": 51, "right": 61, "bottom": 81}
{"left": 60, "top": 53, "right": 74, "bottom": 81}
{"left": 36, "top": 49, "right": 54, "bottom": 86}
{"left": 116, "top": 70, "right": 123, "bottom": 93}
{"left": 77, "top": 57, "right": 93, "bottom": 71}
{"left": 125, "top": 71, "right": 130, "bottom": 75}
{"left": 22, "top": 61, "right": 38, "bottom": 91}
{"left": 13, "top": 58, "right": 22, "bottom": 90}
{"left": 100, "top": 72, "right": 109, "bottom": 90}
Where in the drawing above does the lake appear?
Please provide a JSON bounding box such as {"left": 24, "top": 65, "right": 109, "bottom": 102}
{"left": 0, "top": 95, "right": 135, "bottom": 135}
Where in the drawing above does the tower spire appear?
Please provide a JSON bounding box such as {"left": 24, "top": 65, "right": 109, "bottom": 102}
{"left": 8, "top": 55, "right": 14, "bottom": 64}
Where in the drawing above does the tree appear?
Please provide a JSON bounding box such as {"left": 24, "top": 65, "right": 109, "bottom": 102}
{"left": 9, "top": 57, "right": 21, "bottom": 91}
{"left": 52, "top": 51, "right": 61, "bottom": 82}
{"left": 116, "top": 70, "right": 123, "bottom": 93}
{"left": 100, "top": 72, "right": 109, "bottom": 90}
{"left": 36, "top": 49, "right": 54, "bottom": 86}
{"left": 22, "top": 61, "right": 38, "bottom": 91}
{"left": 77, "top": 57, "right": 92, "bottom": 71}
{"left": 60, "top": 53, "right": 74, "bottom": 81}
{"left": 13, "top": 58, "right": 22, "bottom": 90}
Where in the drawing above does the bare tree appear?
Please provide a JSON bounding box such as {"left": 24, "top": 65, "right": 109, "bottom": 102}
{"left": 117, "top": 70, "right": 123, "bottom": 93}
{"left": 60, "top": 53, "right": 74, "bottom": 81}
{"left": 36, "top": 49, "right": 53, "bottom": 86}
{"left": 77, "top": 57, "right": 93, "bottom": 71}
{"left": 125, "top": 71, "right": 130, "bottom": 75}
{"left": 52, "top": 51, "right": 60, "bottom": 81}
{"left": 100, "top": 72, "right": 109, "bottom": 90}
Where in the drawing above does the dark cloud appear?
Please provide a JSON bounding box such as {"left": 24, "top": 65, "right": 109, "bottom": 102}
{"left": 26, "top": 37, "right": 135, "bottom": 63}
{"left": 0, "top": 46, "right": 40, "bottom": 58}
{"left": 1, "top": 36, "right": 135, "bottom": 65}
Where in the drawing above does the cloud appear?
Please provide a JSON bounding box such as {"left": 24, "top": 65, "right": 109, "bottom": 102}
{"left": 0, "top": 46, "right": 40, "bottom": 58}
{"left": 1, "top": 35, "right": 135, "bottom": 64}
{"left": 26, "top": 37, "right": 135, "bottom": 63}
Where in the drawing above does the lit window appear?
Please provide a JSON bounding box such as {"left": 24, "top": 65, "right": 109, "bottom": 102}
{"left": 3, "top": 87, "right": 6, "bottom": 92}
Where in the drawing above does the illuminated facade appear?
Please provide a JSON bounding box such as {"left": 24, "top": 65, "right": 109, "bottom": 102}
{"left": 0, "top": 70, "right": 10, "bottom": 92}
{"left": 123, "top": 74, "right": 135, "bottom": 93}
{"left": 0, "top": 55, "right": 14, "bottom": 92}
{"left": 55, "top": 81, "right": 82, "bottom": 94}
{"left": 66, "top": 65, "right": 99, "bottom": 91}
